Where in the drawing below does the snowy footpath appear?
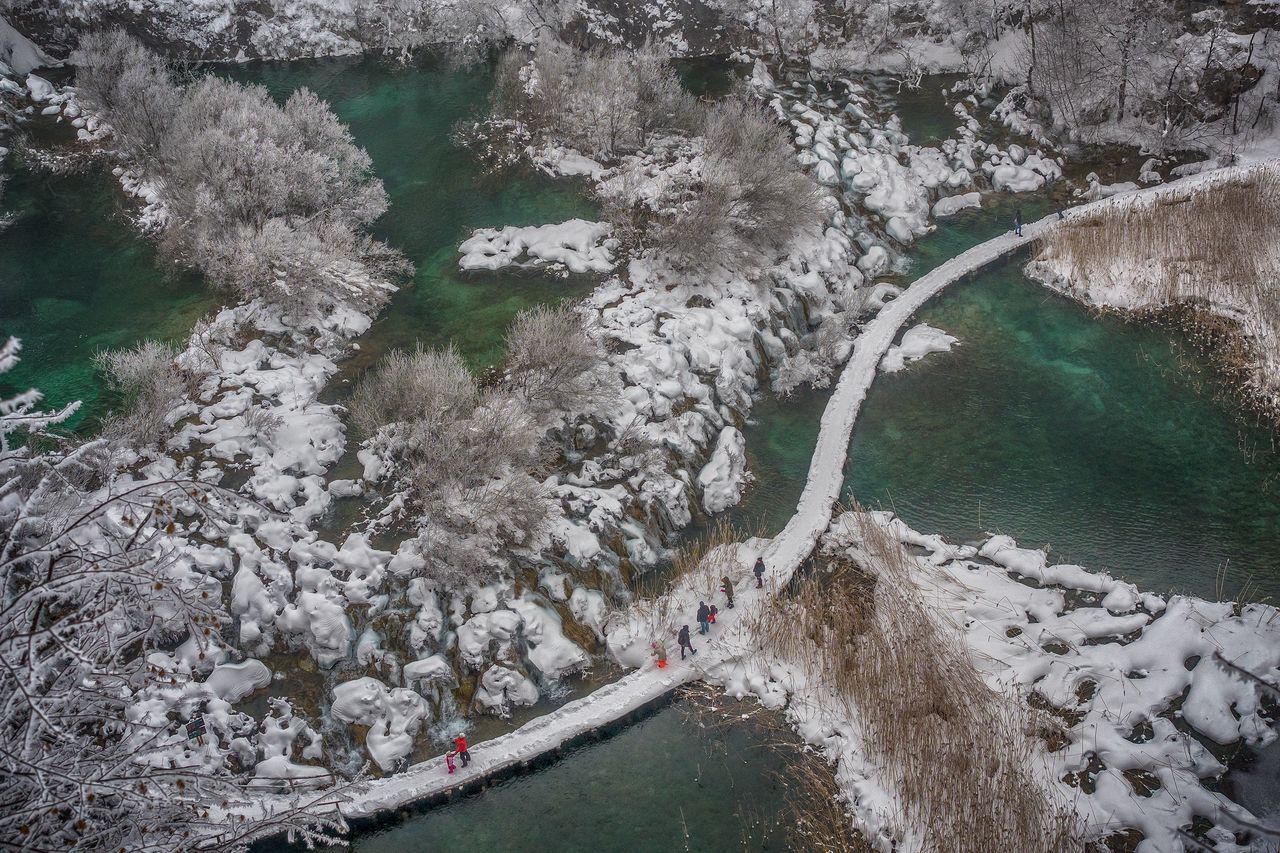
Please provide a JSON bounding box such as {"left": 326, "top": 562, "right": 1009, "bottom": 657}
{"left": 341, "top": 658, "right": 700, "bottom": 816}
{"left": 322, "top": 215, "right": 1064, "bottom": 819}
{"left": 278, "top": 167, "right": 1244, "bottom": 823}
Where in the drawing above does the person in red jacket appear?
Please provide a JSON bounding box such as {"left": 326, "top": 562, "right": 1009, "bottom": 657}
{"left": 453, "top": 734, "right": 471, "bottom": 767}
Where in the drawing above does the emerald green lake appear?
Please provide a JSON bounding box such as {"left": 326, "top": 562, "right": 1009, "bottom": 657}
{"left": 0, "top": 165, "right": 215, "bottom": 430}
{"left": 226, "top": 56, "right": 601, "bottom": 382}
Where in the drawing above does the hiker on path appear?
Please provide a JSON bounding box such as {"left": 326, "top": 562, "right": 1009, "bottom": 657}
{"left": 678, "top": 625, "right": 696, "bottom": 659}
{"left": 453, "top": 734, "right": 471, "bottom": 767}
{"left": 708, "top": 603, "right": 718, "bottom": 624}
{"left": 445, "top": 750, "right": 458, "bottom": 774}
{"left": 651, "top": 640, "right": 668, "bottom": 668}
{"left": 721, "top": 576, "right": 735, "bottom": 609}
{"left": 1014, "top": 209, "right": 1023, "bottom": 237}
{"left": 696, "top": 601, "right": 711, "bottom": 634}
{"left": 753, "top": 556, "right": 766, "bottom": 588}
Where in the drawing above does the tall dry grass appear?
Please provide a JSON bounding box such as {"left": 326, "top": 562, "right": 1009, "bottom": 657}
{"left": 753, "top": 511, "right": 1081, "bottom": 852}
{"left": 1036, "top": 163, "right": 1280, "bottom": 419}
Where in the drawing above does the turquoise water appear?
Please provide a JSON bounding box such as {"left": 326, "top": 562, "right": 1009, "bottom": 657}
{"left": 847, "top": 252, "right": 1280, "bottom": 603}
{"left": 330, "top": 702, "right": 791, "bottom": 853}
{"left": 226, "top": 57, "right": 600, "bottom": 380}
{"left": 724, "top": 197, "right": 1280, "bottom": 603}
{"left": 0, "top": 164, "right": 215, "bottom": 430}
{"left": 0, "top": 56, "right": 601, "bottom": 437}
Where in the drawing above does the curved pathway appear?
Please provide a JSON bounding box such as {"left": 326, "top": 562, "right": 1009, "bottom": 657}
{"left": 300, "top": 167, "right": 1239, "bottom": 820}
{"left": 760, "top": 211, "right": 1060, "bottom": 582}
{"left": 331, "top": 211, "right": 1065, "bottom": 819}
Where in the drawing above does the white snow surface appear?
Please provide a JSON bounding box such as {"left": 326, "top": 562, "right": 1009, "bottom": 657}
{"left": 0, "top": 16, "right": 54, "bottom": 74}
{"left": 458, "top": 219, "right": 616, "bottom": 273}
{"left": 696, "top": 426, "right": 749, "bottom": 514}
{"left": 879, "top": 323, "right": 957, "bottom": 373}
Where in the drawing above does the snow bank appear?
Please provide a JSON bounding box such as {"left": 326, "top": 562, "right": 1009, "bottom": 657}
{"left": 0, "top": 17, "right": 54, "bottom": 75}
{"left": 696, "top": 427, "right": 749, "bottom": 514}
{"left": 458, "top": 219, "right": 616, "bottom": 273}
{"left": 332, "top": 677, "right": 428, "bottom": 770}
{"left": 879, "top": 323, "right": 957, "bottom": 373}
{"left": 931, "top": 191, "right": 980, "bottom": 218}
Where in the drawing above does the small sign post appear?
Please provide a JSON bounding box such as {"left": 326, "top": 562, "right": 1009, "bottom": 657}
{"left": 186, "top": 716, "right": 207, "bottom": 746}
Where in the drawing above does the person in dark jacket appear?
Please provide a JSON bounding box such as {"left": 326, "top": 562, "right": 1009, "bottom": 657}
{"left": 721, "top": 576, "right": 735, "bottom": 609}
{"left": 1014, "top": 209, "right": 1023, "bottom": 237}
{"left": 696, "top": 601, "right": 711, "bottom": 634}
{"left": 753, "top": 556, "right": 766, "bottom": 588}
{"left": 453, "top": 734, "right": 471, "bottom": 767}
{"left": 678, "top": 625, "right": 696, "bottom": 659}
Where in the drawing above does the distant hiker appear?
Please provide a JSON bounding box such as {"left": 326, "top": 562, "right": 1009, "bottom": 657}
{"left": 1014, "top": 209, "right": 1023, "bottom": 237}
{"left": 721, "top": 576, "right": 735, "bottom": 609}
{"left": 651, "top": 640, "right": 668, "bottom": 669}
{"left": 445, "top": 750, "right": 457, "bottom": 774}
{"left": 453, "top": 734, "right": 471, "bottom": 767}
{"left": 1057, "top": 207, "right": 1065, "bottom": 221}
{"left": 678, "top": 625, "right": 696, "bottom": 659}
{"left": 696, "top": 601, "right": 711, "bottom": 635}
{"left": 708, "top": 603, "right": 718, "bottom": 624}
{"left": 753, "top": 556, "right": 766, "bottom": 588}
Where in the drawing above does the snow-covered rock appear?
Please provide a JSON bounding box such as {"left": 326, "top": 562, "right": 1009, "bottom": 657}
{"left": 458, "top": 219, "right": 616, "bottom": 273}
{"left": 879, "top": 323, "right": 957, "bottom": 373}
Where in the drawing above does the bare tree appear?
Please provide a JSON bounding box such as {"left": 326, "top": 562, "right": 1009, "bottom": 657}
{"left": 663, "top": 96, "right": 823, "bottom": 271}
{"left": 503, "top": 301, "right": 619, "bottom": 423}
{"left": 94, "top": 339, "right": 188, "bottom": 450}
{"left": 71, "top": 29, "right": 181, "bottom": 162}
{"left": 350, "top": 345, "right": 554, "bottom": 586}
{"left": 348, "top": 344, "right": 477, "bottom": 440}
{"left": 0, "top": 341, "right": 347, "bottom": 852}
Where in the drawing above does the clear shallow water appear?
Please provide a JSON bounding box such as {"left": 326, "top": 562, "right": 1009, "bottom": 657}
{"left": 0, "top": 164, "right": 216, "bottom": 430}
{"left": 847, "top": 252, "right": 1280, "bottom": 603}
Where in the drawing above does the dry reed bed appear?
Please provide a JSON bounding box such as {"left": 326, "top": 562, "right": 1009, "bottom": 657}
{"left": 752, "top": 511, "right": 1080, "bottom": 852}
{"left": 1033, "top": 162, "right": 1280, "bottom": 421}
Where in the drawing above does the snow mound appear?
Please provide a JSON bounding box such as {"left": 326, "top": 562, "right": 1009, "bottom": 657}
{"left": 459, "top": 219, "right": 616, "bottom": 273}
{"left": 696, "top": 426, "right": 750, "bottom": 514}
{"left": 203, "top": 659, "right": 271, "bottom": 703}
{"left": 0, "top": 17, "right": 54, "bottom": 75}
{"left": 932, "top": 191, "right": 981, "bottom": 218}
{"left": 879, "top": 324, "right": 958, "bottom": 373}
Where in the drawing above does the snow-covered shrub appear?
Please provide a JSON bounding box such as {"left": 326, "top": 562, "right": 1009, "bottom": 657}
{"left": 70, "top": 29, "right": 181, "bottom": 161}
{"left": 351, "top": 346, "right": 553, "bottom": 586}
{"left": 349, "top": 344, "right": 477, "bottom": 440}
{"left": 74, "top": 32, "right": 410, "bottom": 308}
{"left": 156, "top": 77, "right": 406, "bottom": 304}
{"left": 94, "top": 339, "right": 188, "bottom": 449}
{"left": 503, "top": 301, "right": 619, "bottom": 424}
{"left": 663, "top": 96, "right": 823, "bottom": 271}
